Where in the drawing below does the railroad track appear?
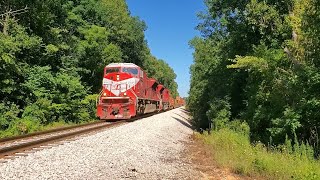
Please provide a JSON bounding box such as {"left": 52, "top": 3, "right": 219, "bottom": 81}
{"left": 0, "top": 112, "right": 159, "bottom": 162}
{"left": 0, "top": 121, "right": 125, "bottom": 162}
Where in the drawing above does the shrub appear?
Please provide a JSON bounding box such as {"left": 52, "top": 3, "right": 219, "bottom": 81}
{"left": 200, "top": 128, "right": 320, "bottom": 179}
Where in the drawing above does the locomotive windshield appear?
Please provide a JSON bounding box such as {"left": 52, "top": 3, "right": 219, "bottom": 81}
{"left": 105, "top": 68, "right": 120, "bottom": 74}
{"left": 122, "top": 67, "right": 138, "bottom": 75}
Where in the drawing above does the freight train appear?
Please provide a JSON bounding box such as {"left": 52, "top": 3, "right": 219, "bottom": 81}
{"left": 96, "top": 63, "right": 184, "bottom": 120}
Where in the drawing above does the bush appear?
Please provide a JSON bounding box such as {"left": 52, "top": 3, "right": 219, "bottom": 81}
{"left": 200, "top": 128, "right": 320, "bottom": 179}
{"left": 9, "top": 117, "right": 42, "bottom": 135}
{"left": 0, "top": 102, "right": 20, "bottom": 131}
{"left": 81, "top": 94, "right": 99, "bottom": 119}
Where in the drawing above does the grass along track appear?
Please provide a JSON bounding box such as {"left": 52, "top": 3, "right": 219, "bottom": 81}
{"left": 0, "top": 121, "right": 124, "bottom": 160}
{"left": 0, "top": 112, "right": 160, "bottom": 161}
{"left": 0, "top": 121, "right": 104, "bottom": 144}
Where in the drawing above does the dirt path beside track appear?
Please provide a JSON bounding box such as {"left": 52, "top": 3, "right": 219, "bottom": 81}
{"left": 184, "top": 134, "right": 249, "bottom": 180}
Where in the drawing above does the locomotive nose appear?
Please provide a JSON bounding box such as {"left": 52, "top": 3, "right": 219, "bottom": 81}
{"left": 112, "top": 107, "right": 119, "bottom": 115}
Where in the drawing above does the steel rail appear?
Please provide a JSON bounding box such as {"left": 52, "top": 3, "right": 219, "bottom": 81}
{"left": 0, "top": 111, "right": 161, "bottom": 160}
{"left": 0, "top": 121, "right": 125, "bottom": 159}
{"left": 0, "top": 121, "right": 104, "bottom": 144}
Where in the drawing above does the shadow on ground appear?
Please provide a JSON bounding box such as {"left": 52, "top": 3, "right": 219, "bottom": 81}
{"left": 172, "top": 111, "right": 194, "bottom": 130}
{"left": 179, "top": 108, "right": 191, "bottom": 115}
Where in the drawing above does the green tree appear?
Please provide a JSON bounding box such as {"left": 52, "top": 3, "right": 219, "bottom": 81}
{"left": 189, "top": 0, "right": 320, "bottom": 154}
{"left": 0, "top": 0, "right": 179, "bottom": 137}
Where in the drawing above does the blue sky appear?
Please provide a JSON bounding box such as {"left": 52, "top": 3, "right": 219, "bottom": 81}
{"left": 126, "top": 0, "right": 206, "bottom": 97}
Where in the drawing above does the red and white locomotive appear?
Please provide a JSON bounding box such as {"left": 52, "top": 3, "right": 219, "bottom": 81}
{"left": 96, "top": 63, "right": 172, "bottom": 120}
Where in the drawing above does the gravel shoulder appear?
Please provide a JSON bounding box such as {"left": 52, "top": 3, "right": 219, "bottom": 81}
{"left": 0, "top": 108, "right": 201, "bottom": 180}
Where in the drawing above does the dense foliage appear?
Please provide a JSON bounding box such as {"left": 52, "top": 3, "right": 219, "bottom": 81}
{"left": 0, "top": 0, "right": 178, "bottom": 137}
{"left": 199, "top": 124, "right": 320, "bottom": 179}
{"left": 189, "top": 0, "right": 320, "bottom": 154}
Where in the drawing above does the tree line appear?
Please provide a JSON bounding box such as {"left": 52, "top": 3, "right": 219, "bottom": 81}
{"left": 188, "top": 0, "right": 320, "bottom": 154}
{"left": 0, "top": 0, "right": 178, "bottom": 137}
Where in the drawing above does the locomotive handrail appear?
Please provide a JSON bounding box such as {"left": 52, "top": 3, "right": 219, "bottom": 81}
{"left": 129, "top": 88, "right": 138, "bottom": 106}
{"left": 96, "top": 89, "right": 104, "bottom": 106}
{"left": 101, "top": 97, "right": 130, "bottom": 99}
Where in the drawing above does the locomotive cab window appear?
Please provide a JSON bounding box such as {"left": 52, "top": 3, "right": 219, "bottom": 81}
{"left": 122, "top": 67, "right": 138, "bottom": 76}
{"left": 105, "top": 68, "right": 120, "bottom": 74}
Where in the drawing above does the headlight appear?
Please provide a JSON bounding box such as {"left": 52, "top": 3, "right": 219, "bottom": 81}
{"left": 103, "top": 92, "right": 107, "bottom": 96}
{"left": 116, "top": 75, "right": 120, "bottom": 81}
{"left": 124, "top": 92, "right": 127, "bottom": 96}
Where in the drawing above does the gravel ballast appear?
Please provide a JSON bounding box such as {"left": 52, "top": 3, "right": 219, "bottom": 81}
{"left": 0, "top": 108, "right": 200, "bottom": 179}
